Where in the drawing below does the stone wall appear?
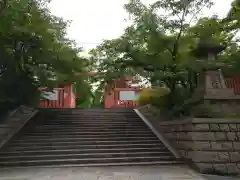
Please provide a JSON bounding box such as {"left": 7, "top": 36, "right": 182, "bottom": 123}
{"left": 159, "top": 118, "right": 240, "bottom": 175}
{"left": 202, "top": 70, "right": 240, "bottom": 116}
{"left": 0, "top": 106, "right": 37, "bottom": 149}
{"left": 203, "top": 99, "right": 240, "bottom": 117}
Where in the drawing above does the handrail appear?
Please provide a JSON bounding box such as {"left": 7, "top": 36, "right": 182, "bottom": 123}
{"left": 0, "top": 106, "right": 21, "bottom": 124}
{"left": 137, "top": 104, "right": 161, "bottom": 118}
{"left": 8, "top": 107, "right": 20, "bottom": 117}
{"left": 0, "top": 106, "right": 38, "bottom": 150}
{"left": 134, "top": 107, "right": 181, "bottom": 159}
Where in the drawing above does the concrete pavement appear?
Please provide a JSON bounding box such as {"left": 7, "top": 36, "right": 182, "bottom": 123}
{"left": 0, "top": 165, "right": 208, "bottom": 180}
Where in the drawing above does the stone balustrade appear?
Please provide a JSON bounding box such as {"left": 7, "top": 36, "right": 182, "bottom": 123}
{"left": 0, "top": 106, "right": 37, "bottom": 149}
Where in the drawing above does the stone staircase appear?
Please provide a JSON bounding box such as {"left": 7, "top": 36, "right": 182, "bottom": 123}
{"left": 0, "top": 108, "right": 182, "bottom": 167}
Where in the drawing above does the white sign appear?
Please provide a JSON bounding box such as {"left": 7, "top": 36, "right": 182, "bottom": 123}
{"left": 41, "top": 90, "right": 58, "bottom": 100}
{"left": 119, "top": 91, "right": 138, "bottom": 101}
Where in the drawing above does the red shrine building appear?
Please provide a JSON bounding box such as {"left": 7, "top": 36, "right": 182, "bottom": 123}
{"left": 104, "top": 76, "right": 141, "bottom": 108}
{"left": 39, "top": 75, "right": 142, "bottom": 109}
{"left": 39, "top": 84, "right": 76, "bottom": 109}
{"left": 38, "top": 72, "right": 240, "bottom": 109}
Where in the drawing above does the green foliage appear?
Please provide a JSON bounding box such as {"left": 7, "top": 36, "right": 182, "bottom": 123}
{"left": 0, "top": 0, "right": 89, "bottom": 114}
{"left": 75, "top": 80, "right": 93, "bottom": 107}
{"left": 137, "top": 88, "right": 170, "bottom": 108}
{"left": 190, "top": 103, "right": 219, "bottom": 118}
{"left": 90, "top": 0, "right": 239, "bottom": 118}
{"left": 223, "top": 113, "right": 239, "bottom": 118}
{"left": 92, "top": 90, "right": 104, "bottom": 108}
{"left": 191, "top": 103, "right": 240, "bottom": 118}
{"left": 224, "top": 0, "right": 240, "bottom": 31}
{"left": 219, "top": 0, "right": 240, "bottom": 77}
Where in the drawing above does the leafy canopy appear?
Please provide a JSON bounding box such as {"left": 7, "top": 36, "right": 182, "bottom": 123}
{"left": 0, "top": 0, "right": 89, "bottom": 113}
{"left": 89, "top": 0, "right": 240, "bottom": 117}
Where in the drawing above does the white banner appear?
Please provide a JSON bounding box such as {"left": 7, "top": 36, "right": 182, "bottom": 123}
{"left": 119, "top": 91, "right": 139, "bottom": 101}
{"left": 41, "top": 90, "right": 58, "bottom": 100}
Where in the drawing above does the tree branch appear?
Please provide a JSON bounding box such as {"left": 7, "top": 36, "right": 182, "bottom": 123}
{"left": 172, "top": 2, "right": 189, "bottom": 61}
{"left": 188, "top": 4, "right": 208, "bottom": 25}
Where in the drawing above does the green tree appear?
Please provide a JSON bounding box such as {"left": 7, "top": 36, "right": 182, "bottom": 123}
{"left": 90, "top": 0, "right": 238, "bottom": 117}
{"left": 0, "top": 0, "right": 89, "bottom": 114}
{"left": 224, "top": 0, "right": 240, "bottom": 32}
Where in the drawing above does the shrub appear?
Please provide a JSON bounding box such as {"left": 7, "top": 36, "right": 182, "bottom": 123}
{"left": 137, "top": 87, "right": 170, "bottom": 107}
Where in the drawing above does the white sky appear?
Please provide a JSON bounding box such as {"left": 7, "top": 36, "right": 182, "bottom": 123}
{"left": 49, "top": 0, "right": 233, "bottom": 55}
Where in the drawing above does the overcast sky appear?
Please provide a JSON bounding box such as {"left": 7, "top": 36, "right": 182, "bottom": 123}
{"left": 49, "top": 0, "right": 233, "bottom": 55}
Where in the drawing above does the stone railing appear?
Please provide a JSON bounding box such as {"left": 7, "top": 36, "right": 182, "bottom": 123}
{"left": 135, "top": 104, "right": 161, "bottom": 120}
{"left": 159, "top": 118, "right": 240, "bottom": 175}
{"left": 134, "top": 105, "right": 181, "bottom": 159}
{"left": 0, "top": 106, "right": 37, "bottom": 149}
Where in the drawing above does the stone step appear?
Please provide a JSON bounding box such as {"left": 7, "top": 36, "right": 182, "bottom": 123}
{"left": 0, "top": 156, "right": 179, "bottom": 167}
{"left": 0, "top": 147, "right": 168, "bottom": 156}
{"left": 36, "top": 115, "right": 140, "bottom": 118}
{"left": 43, "top": 114, "right": 138, "bottom": 117}
{"left": 31, "top": 120, "right": 143, "bottom": 125}
{"left": 30, "top": 124, "right": 146, "bottom": 128}
{"left": 30, "top": 124, "right": 148, "bottom": 129}
{"left": 13, "top": 136, "right": 159, "bottom": 143}
{"left": 54, "top": 116, "right": 140, "bottom": 119}
{"left": 50, "top": 117, "right": 141, "bottom": 119}
{"left": 32, "top": 124, "right": 147, "bottom": 128}
{"left": 56, "top": 113, "right": 138, "bottom": 115}
{"left": 56, "top": 111, "right": 136, "bottom": 115}
{"left": 33, "top": 122, "right": 146, "bottom": 126}
{"left": 36, "top": 119, "right": 144, "bottom": 123}
{"left": 22, "top": 130, "right": 152, "bottom": 136}
{"left": 0, "top": 108, "right": 181, "bottom": 167}
{"left": 41, "top": 117, "right": 141, "bottom": 120}
{"left": 19, "top": 133, "right": 156, "bottom": 139}
{"left": 26, "top": 128, "right": 150, "bottom": 133}
{"left": 0, "top": 152, "right": 173, "bottom": 161}
{"left": 54, "top": 109, "right": 133, "bottom": 112}
{"left": 55, "top": 116, "right": 139, "bottom": 118}
{"left": 56, "top": 114, "right": 138, "bottom": 116}
{"left": 0, "top": 160, "right": 183, "bottom": 168}
{"left": 23, "top": 129, "right": 151, "bottom": 134}
{"left": 5, "top": 142, "right": 164, "bottom": 150}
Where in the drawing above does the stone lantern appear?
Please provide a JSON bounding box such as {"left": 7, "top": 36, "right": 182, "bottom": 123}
{"left": 188, "top": 40, "right": 240, "bottom": 120}
{"left": 190, "top": 42, "right": 228, "bottom": 98}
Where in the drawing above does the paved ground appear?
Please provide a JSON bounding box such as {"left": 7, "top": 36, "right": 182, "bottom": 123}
{"left": 202, "top": 174, "right": 239, "bottom": 180}
{"left": 0, "top": 165, "right": 209, "bottom": 180}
